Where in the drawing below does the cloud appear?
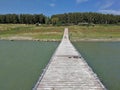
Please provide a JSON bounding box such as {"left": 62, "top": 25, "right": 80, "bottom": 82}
{"left": 100, "top": 1, "right": 114, "bottom": 9}
{"left": 76, "top": 0, "right": 88, "bottom": 4}
{"left": 49, "top": 3, "right": 55, "bottom": 7}
{"left": 98, "top": 9, "right": 120, "bottom": 15}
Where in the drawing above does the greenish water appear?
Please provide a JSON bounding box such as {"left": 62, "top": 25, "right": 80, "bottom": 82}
{"left": 0, "top": 40, "right": 59, "bottom": 90}
{"left": 73, "top": 42, "right": 120, "bottom": 90}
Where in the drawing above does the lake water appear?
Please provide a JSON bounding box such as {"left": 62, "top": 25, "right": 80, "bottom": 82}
{"left": 73, "top": 42, "right": 120, "bottom": 90}
{"left": 1, "top": 40, "right": 120, "bottom": 90}
{"left": 0, "top": 40, "right": 59, "bottom": 90}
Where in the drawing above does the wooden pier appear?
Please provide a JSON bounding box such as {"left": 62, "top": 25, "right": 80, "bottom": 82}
{"left": 33, "top": 28, "right": 106, "bottom": 90}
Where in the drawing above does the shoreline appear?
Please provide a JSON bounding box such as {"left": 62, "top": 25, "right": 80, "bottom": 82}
{"left": 0, "top": 37, "right": 61, "bottom": 42}
{"left": 0, "top": 39, "right": 120, "bottom": 42}
{"left": 71, "top": 38, "right": 120, "bottom": 42}
{"left": 0, "top": 38, "right": 61, "bottom": 42}
{"left": 0, "top": 37, "right": 120, "bottom": 42}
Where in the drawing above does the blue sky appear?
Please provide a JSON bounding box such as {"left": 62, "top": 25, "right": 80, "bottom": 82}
{"left": 0, "top": 0, "right": 120, "bottom": 16}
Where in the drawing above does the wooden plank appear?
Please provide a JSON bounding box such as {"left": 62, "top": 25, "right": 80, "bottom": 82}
{"left": 33, "top": 28, "right": 106, "bottom": 90}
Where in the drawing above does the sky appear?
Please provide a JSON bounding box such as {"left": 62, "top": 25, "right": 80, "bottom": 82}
{"left": 0, "top": 0, "right": 120, "bottom": 16}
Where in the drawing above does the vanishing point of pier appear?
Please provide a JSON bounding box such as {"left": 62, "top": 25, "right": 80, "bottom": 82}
{"left": 33, "top": 28, "right": 106, "bottom": 90}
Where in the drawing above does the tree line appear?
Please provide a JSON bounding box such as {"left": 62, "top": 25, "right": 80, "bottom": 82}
{"left": 0, "top": 14, "right": 45, "bottom": 24}
{"left": 51, "top": 12, "right": 120, "bottom": 25}
{"left": 0, "top": 12, "right": 120, "bottom": 25}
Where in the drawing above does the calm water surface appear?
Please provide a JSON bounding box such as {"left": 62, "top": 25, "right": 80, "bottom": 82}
{"left": 73, "top": 42, "right": 120, "bottom": 90}
{"left": 0, "top": 40, "right": 59, "bottom": 90}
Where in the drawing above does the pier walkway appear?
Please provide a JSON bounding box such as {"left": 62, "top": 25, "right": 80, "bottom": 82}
{"left": 33, "top": 28, "right": 106, "bottom": 90}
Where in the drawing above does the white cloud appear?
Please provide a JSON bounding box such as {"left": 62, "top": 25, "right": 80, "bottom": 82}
{"left": 98, "top": 9, "right": 120, "bottom": 15}
{"left": 49, "top": 3, "right": 55, "bottom": 7}
{"left": 100, "top": 1, "right": 114, "bottom": 9}
{"left": 76, "top": 0, "right": 88, "bottom": 4}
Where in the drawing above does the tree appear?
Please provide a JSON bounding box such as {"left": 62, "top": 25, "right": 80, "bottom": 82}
{"left": 51, "top": 17, "right": 59, "bottom": 25}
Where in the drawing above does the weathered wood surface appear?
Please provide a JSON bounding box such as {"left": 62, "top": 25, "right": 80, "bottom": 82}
{"left": 34, "top": 28, "right": 106, "bottom": 90}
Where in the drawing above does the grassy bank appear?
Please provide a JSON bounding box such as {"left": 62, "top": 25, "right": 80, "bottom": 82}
{"left": 0, "top": 24, "right": 64, "bottom": 41}
{"left": 0, "top": 24, "right": 120, "bottom": 41}
{"left": 69, "top": 25, "right": 120, "bottom": 41}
